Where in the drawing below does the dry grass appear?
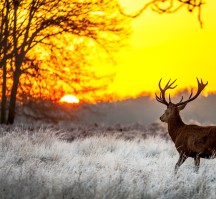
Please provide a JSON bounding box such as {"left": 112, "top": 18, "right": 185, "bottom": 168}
{"left": 0, "top": 124, "right": 216, "bottom": 199}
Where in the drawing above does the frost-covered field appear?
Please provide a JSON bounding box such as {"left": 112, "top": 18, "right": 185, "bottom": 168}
{"left": 0, "top": 124, "right": 216, "bottom": 199}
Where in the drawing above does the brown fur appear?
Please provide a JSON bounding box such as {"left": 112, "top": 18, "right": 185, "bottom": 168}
{"left": 162, "top": 104, "right": 216, "bottom": 173}
{"left": 156, "top": 78, "right": 214, "bottom": 173}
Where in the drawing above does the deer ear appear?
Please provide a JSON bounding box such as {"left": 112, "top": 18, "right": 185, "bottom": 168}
{"left": 178, "top": 103, "right": 187, "bottom": 111}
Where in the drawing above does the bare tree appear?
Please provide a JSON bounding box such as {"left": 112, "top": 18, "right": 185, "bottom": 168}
{"left": 118, "top": 0, "right": 205, "bottom": 27}
{"left": 17, "top": 38, "right": 114, "bottom": 103}
{"left": 0, "top": 0, "right": 130, "bottom": 124}
{"left": 0, "top": 0, "right": 205, "bottom": 124}
{"left": 0, "top": 0, "right": 13, "bottom": 123}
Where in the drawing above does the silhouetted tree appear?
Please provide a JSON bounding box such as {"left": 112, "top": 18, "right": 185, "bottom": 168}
{"left": 0, "top": 0, "right": 205, "bottom": 124}
{"left": 0, "top": 0, "right": 12, "bottom": 123}
{"left": 118, "top": 0, "right": 204, "bottom": 27}
{"left": 18, "top": 38, "right": 114, "bottom": 103}
{"left": 0, "top": 0, "right": 130, "bottom": 124}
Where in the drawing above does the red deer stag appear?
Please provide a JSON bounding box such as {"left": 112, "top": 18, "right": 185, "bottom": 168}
{"left": 155, "top": 78, "right": 216, "bottom": 173}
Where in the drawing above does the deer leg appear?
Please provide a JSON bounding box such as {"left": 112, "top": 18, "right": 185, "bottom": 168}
{"left": 175, "top": 153, "right": 188, "bottom": 174}
{"left": 194, "top": 155, "right": 200, "bottom": 173}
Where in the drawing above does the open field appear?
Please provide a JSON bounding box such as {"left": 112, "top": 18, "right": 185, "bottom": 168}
{"left": 0, "top": 124, "right": 216, "bottom": 199}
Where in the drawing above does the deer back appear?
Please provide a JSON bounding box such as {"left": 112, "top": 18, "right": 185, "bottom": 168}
{"left": 174, "top": 125, "right": 216, "bottom": 158}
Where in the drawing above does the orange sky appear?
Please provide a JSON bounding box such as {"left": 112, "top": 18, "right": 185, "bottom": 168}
{"left": 105, "top": 0, "right": 216, "bottom": 99}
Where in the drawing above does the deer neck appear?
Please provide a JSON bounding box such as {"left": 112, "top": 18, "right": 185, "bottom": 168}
{"left": 167, "top": 113, "right": 185, "bottom": 142}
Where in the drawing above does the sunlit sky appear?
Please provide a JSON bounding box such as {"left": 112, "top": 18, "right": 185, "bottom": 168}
{"left": 106, "top": 0, "right": 216, "bottom": 99}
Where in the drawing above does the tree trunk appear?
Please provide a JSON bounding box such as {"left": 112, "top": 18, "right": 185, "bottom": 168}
{"left": 7, "top": 4, "right": 20, "bottom": 125}
{"left": 1, "top": 1, "right": 10, "bottom": 124}
{"left": 1, "top": 63, "right": 7, "bottom": 124}
{"left": 7, "top": 71, "right": 20, "bottom": 124}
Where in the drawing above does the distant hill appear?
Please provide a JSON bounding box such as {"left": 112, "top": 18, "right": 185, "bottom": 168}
{"left": 74, "top": 93, "right": 216, "bottom": 125}
{"left": 17, "top": 93, "right": 216, "bottom": 126}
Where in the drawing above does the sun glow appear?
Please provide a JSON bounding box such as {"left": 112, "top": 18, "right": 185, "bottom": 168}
{"left": 105, "top": 0, "right": 216, "bottom": 100}
{"left": 13, "top": 0, "right": 216, "bottom": 104}
{"left": 60, "top": 95, "right": 80, "bottom": 104}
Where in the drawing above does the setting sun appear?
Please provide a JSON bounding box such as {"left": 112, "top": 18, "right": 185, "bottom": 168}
{"left": 60, "top": 95, "right": 80, "bottom": 104}
{"left": 1, "top": 0, "right": 216, "bottom": 125}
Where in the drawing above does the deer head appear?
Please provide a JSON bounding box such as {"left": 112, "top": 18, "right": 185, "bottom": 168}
{"left": 155, "top": 78, "right": 208, "bottom": 123}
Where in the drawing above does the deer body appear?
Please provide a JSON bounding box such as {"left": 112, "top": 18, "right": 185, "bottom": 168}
{"left": 156, "top": 78, "right": 216, "bottom": 173}
{"left": 168, "top": 118, "right": 216, "bottom": 158}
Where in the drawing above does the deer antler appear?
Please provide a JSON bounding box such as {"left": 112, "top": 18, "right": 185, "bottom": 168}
{"left": 156, "top": 78, "right": 208, "bottom": 106}
{"left": 175, "top": 78, "right": 208, "bottom": 106}
{"left": 155, "top": 78, "right": 177, "bottom": 106}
